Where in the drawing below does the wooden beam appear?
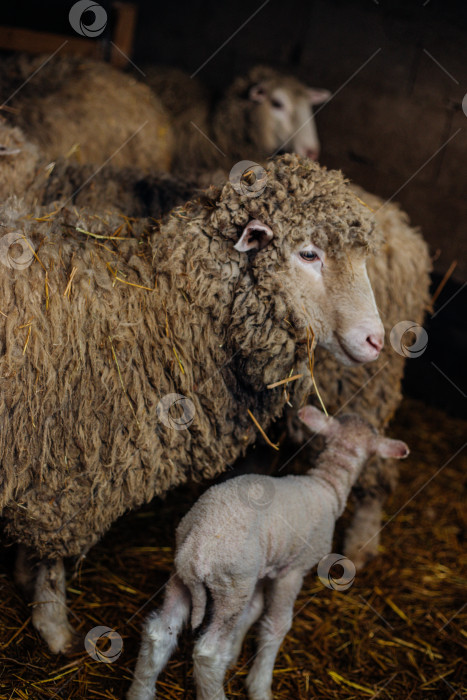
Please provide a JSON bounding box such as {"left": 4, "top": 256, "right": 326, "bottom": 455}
{"left": 111, "top": 3, "right": 138, "bottom": 67}
{"left": 0, "top": 26, "right": 105, "bottom": 60}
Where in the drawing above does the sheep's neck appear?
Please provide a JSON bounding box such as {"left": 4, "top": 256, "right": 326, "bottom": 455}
{"left": 308, "top": 443, "right": 365, "bottom": 517}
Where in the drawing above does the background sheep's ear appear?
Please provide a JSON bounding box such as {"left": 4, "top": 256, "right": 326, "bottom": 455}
{"left": 249, "top": 84, "right": 267, "bottom": 102}
{"left": 234, "top": 219, "right": 273, "bottom": 252}
{"left": 307, "top": 87, "right": 331, "bottom": 105}
{"left": 298, "top": 405, "right": 335, "bottom": 436}
{"left": 375, "top": 437, "right": 409, "bottom": 459}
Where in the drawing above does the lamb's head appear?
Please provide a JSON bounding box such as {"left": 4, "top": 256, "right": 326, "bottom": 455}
{"left": 298, "top": 405, "right": 410, "bottom": 463}
{"left": 212, "top": 154, "right": 385, "bottom": 367}
{"left": 230, "top": 66, "right": 330, "bottom": 161}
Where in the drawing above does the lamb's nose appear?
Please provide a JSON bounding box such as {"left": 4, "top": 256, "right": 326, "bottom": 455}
{"left": 305, "top": 148, "right": 319, "bottom": 161}
{"left": 366, "top": 333, "right": 384, "bottom": 354}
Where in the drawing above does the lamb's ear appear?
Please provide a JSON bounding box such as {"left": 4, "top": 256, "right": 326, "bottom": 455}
{"left": 234, "top": 219, "right": 273, "bottom": 252}
{"left": 249, "top": 84, "right": 267, "bottom": 103}
{"left": 307, "top": 87, "right": 331, "bottom": 105}
{"left": 298, "top": 405, "right": 335, "bottom": 436}
{"left": 374, "top": 437, "right": 409, "bottom": 459}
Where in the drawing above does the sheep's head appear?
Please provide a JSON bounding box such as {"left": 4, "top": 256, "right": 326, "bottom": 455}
{"left": 231, "top": 66, "right": 330, "bottom": 161}
{"left": 211, "top": 154, "right": 385, "bottom": 367}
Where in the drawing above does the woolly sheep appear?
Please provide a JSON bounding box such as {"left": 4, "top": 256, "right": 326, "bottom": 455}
{"left": 144, "top": 65, "right": 330, "bottom": 174}
{"left": 0, "top": 120, "right": 40, "bottom": 200}
{"left": 0, "top": 54, "right": 173, "bottom": 171}
{"left": 34, "top": 158, "right": 200, "bottom": 218}
{"left": 35, "top": 155, "right": 430, "bottom": 573}
{"left": 128, "top": 407, "right": 409, "bottom": 700}
{"left": 0, "top": 154, "right": 384, "bottom": 653}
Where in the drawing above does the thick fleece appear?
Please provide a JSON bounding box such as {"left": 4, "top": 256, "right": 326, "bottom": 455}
{"left": 35, "top": 159, "right": 200, "bottom": 218}
{"left": 0, "top": 121, "right": 40, "bottom": 200}
{"left": 0, "top": 54, "right": 173, "bottom": 171}
{"left": 0, "top": 154, "right": 379, "bottom": 559}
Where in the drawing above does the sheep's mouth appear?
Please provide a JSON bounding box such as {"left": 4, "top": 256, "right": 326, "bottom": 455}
{"left": 335, "top": 337, "right": 366, "bottom": 366}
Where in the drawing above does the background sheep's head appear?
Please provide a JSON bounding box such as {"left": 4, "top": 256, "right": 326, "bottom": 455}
{"left": 212, "top": 154, "right": 385, "bottom": 366}
{"left": 227, "top": 66, "right": 330, "bottom": 162}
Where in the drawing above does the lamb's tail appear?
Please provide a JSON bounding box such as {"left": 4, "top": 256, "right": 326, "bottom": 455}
{"left": 189, "top": 581, "right": 208, "bottom": 631}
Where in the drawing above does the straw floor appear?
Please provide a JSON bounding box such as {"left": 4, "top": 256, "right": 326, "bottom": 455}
{"left": 1, "top": 397, "right": 466, "bottom": 699}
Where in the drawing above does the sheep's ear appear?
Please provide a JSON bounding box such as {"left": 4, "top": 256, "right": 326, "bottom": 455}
{"left": 307, "top": 87, "right": 331, "bottom": 105}
{"left": 374, "top": 437, "right": 409, "bottom": 459}
{"left": 249, "top": 84, "right": 267, "bottom": 103}
{"left": 298, "top": 405, "right": 335, "bottom": 436}
{"left": 234, "top": 219, "right": 273, "bottom": 252}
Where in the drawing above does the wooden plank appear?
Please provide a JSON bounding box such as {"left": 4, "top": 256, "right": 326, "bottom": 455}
{"left": 0, "top": 26, "right": 104, "bottom": 59}
{"left": 111, "top": 2, "right": 137, "bottom": 67}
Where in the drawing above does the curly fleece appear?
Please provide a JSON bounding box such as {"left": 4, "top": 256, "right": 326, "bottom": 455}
{"left": 0, "top": 155, "right": 379, "bottom": 559}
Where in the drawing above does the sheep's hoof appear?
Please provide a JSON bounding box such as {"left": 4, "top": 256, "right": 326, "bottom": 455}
{"left": 62, "top": 630, "right": 85, "bottom": 657}
{"left": 37, "top": 623, "right": 82, "bottom": 656}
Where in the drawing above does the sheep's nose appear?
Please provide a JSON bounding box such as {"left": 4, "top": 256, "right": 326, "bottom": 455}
{"left": 305, "top": 148, "right": 319, "bottom": 161}
{"left": 366, "top": 333, "right": 384, "bottom": 354}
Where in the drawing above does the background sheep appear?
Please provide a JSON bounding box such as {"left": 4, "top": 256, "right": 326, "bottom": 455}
{"left": 0, "top": 154, "right": 384, "bottom": 653}
{"left": 0, "top": 54, "right": 174, "bottom": 171}
{"left": 144, "top": 65, "right": 330, "bottom": 174}
{"left": 128, "top": 407, "right": 409, "bottom": 700}
{"left": 34, "top": 158, "right": 200, "bottom": 218}
{"left": 0, "top": 120, "right": 40, "bottom": 200}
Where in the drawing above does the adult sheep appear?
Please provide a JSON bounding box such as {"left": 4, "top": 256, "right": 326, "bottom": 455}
{"left": 34, "top": 158, "right": 200, "bottom": 218}
{"left": 0, "top": 54, "right": 173, "bottom": 171}
{"left": 0, "top": 120, "right": 41, "bottom": 200}
{"left": 1, "top": 154, "right": 383, "bottom": 653}
{"left": 144, "top": 65, "right": 330, "bottom": 174}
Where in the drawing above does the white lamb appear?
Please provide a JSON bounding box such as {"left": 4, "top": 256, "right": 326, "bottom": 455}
{"left": 128, "top": 408, "right": 409, "bottom": 700}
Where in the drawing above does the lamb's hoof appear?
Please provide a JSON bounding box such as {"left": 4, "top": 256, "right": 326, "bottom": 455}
{"left": 343, "top": 541, "right": 378, "bottom": 572}
{"left": 245, "top": 679, "right": 273, "bottom": 700}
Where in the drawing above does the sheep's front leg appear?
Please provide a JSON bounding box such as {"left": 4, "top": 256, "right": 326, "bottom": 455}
{"left": 246, "top": 571, "right": 303, "bottom": 700}
{"left": 31, "top": 557, "right": 78, "bottom": 654}
{"left": 344, "top": 452, "right": 398, "bottom": 570}
{"left": 343, "top": 495, "right": 384, "bottom": 571}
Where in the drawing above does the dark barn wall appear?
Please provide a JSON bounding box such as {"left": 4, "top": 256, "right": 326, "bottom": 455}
{"left": 132, "top": 0, "right": 467, "bottom": 285}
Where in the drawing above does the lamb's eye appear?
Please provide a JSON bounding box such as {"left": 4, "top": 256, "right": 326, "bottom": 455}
{"left": 300, "top": 251, "right": 319, "bottom": 262}
{"left": 271, "top": 98, "right": 284, "bottom": 109}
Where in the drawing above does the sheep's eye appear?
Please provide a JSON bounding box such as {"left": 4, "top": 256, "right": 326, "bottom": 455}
{"left": 271, "top": 98, "right": 284, "bottom": 109}
{"left": 300, "top": 251, "right": 320, "bottom": 262}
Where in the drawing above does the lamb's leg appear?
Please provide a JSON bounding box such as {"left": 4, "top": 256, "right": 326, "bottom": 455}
{"left": 31, "top": 557, "right": 78, "bottom": 654}
{"left": 246, "top": 570, "right": 303, "bottom": 700}
{"left": 228, "top": 584, "right": 264, "bottom": 669}
{"left": 344, "top": 494, "right": 384, "bottom": 570}
{"left": 193, "top": 584, "right": 255, "bottom": 700}
{"left": 128, "top": 574, "right": 191, "bottom": 700}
